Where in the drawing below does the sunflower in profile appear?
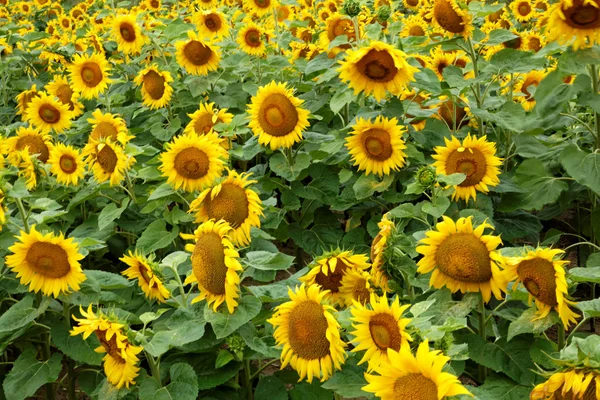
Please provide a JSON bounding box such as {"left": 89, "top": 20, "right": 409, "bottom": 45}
{"left": 247, "top": 81, "right": 310, "bottom": 150}
{"left": 84, "top": 140, "right": 132, "bottom": 186}
{"left": 69, "top": 52, "right": 111, "bottom": 99}
{"left": 133, "top": 65, "right": 174, "bottom": 109}
{"left": 16, "top": 150, "right": 39, "bottom": 191}
{"left": 195, "top": 10, "right": 229, "bottom": 39}
{"left": 268, "top": 284, "right": 346, "bottom": 383}
{"left": 182, "top": 219, "right": 243, "bottom": 313}
{"left": 87, "top": 110, "right": 133, "bottom": 145}
{"left": 339, "top": 270, "right": 375, "bottom": 307}
{"left": 432, "top": 135, "right": 502, "bottom": 202}
{"left": 6, "top": 225, "right": 86, "bottom": 298}
{"left": 48, "top": 144, "right": 85, "bottom": 186}
{"left": 511, "top": 0, "right": 536, "bottom": 22}
{"left": 243, "top": 0, "right": 278, "bottom": 17}
{"left": 400, "top": 15, "right": 428, "bottom": 38}
{"left": 112, "top": 14, "right": 146, "bottom": 55}
{"left": 4, "top": 126, "right": 53, "bottom": 166}
{"left": 546, "top": 0, "right": 600, "bottom": 49}
{"left": 26, "top": 92, "right": 73, "bottom": 134}
{"left": 370, "top": 214, "right": 395, "bottom": 291}
{"left": 531, "top": 369, "right": 600, "bottom": 399}
{"left": 184, "top": 102, "right": 234, "bottom": 136}
{"left": 46, "top": 76, "right": 84, "bottom": 118}
{"left": 431, "top": 0, "right": 473, "bottom": 38}
{"left": 338, "top": 41, "right": 418, "bottom": 102}
{"left": 346, "top": 116, "right": 407, "bottom": 176}
{"left": 363, "top": 340, "right": 471, "bottom": 399}
{"left": 175, "top": 30, "right": 220, "bottom": 76}
{"left": 511, "top": 70, "right": 547, "bottom": 111}
{"left": 237, "top": 22, "right": 268, "bottom": 56}
{"left": 16, "top": 85, "right": 40, "bottom": 119}
{"left": 300, "top": 249, "right": 370, "bottom": 306}
{"left": 503, "top": 247, "right": 578, "bottom": 328}
{"left": 120, "top": 251, "right": 170, "bottom": 303}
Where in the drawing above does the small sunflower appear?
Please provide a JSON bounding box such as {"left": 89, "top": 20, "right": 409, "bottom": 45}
{"left": 112, "top": 14, "right": 146, "bottom": 55}
{"left": 511, "top": 0, "right": 537, "bottom": 22}
{"left": 175, "top": 30, "right": 221, "bottom": 76}
{"left": 133, "top": 65, "right": 174, "bottom": 109}
{"left": 83, "top": 140, "right": 132, "bottom": 186}
{"left": 400, "top": 15, "right": 428, "bottom": 38}
{"left": 531, "top": 369, "right": 600, "bottom": 399}
{"left": 0, "top": 37, "right": 13, "bottom": 57}
{"left": 6, "top": 225, "right": 86, "bottom": 298}
{"left": 237, "top": 22, "right": 268, "bottom": 57}
{"left": 243, "top": 0, "right": 278, "bottom": 17}
{"left": 197, "top": 0, "right": 218, "bottom": 9}
{"left": 46, "top": 75, "right": 84, "bottom": 118}
{"left": 339, "top": 269, "right": 375, "bottom": 307}
{"left": 523, "top": 30, "right": 547, "bottom": 52}
{"left": 320, "top": 13, "right": 356, "bottom": 56}
{"left": 195, "top": 10, "right": 229, "bottom": 39}
{"left": 16, "top": 85, "right": 40, "bottom": 119}
{"left": 432, "top": 134, "right": 502, "bottom": 202}
{"left": 431, "top": 0, "right": 474, "bottom": 38}
{"left": 247, "top": 81, "right": 310, "bottom": 150}
{"left": 512, "top": 70, "right": 547, "bottom": 111}
{"left": 120, "top": 251, "right": 170, "bottom": 303}
{"left": 404, "top": 0, "right": 424, "bottom": 10}
{"left": 184, "top": 102, "right": 233, "bottom": 136}
{"left": 182, "top": 219, "right": 243, "bottom": 313}
{"left": 145, "top": 0, "right": 161, "bottom": 10}
{"left": 5, "top": 126, "right": 53, "bottom": 165}
{"left": 16, "top": 150, "right": 39, "bottom": 191}
{"left": 69, "top": 52, "right": 112, "bottom": 100}
{"left": 87, "top": 109, "right": 133, "bottom": 145}
{"left": 416, "top": 216, "right": 507, "bottom": 303}
{"left": 370, "top": 214, "right": 395, "bottom": 291}
{"left": 26, "top": 92, "right": 73, "bottom": 134}
{"left": 268, "top": 284, "right": 346, "bottom": 383}
{"left": 48, "top": 144, "right": 85, "bottom": 186}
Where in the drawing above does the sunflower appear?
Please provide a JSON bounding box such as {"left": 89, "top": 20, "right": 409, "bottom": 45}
{"left": 69, "top": 52, "right": 111, "bottom": 100}
{"left": 339, "top": 270, "right": 375, "bottom": 307}
{"left": 511, "top": 0, "right": 536, "bottom": 22}
{"left": 417, "top": 216, "right": 507, "bottom": 303}
{"left": 84, "top": 140, "right": 132, "bottom": 186}
{"left": 531, "top": 369, "right": 600, "bottom": 399}
{"left": 268, "top": 284, "right": 346, "bottom": 383}
{"left": 48, "top": 144, "right": 85, "bottom": 186}
{"left": 46, "top": 75, "right": 84, "bottom": 118}
{"left": 16, "top": 150, "right": 39, "bottom": 191}
{"left": 243, "top": 0, "right": 278, "bottom": 17}
{"left": 237, "top": 22, "right": 268, "bottom": 57}
{"left": 276, "top": 5, "right": 293, "bottom": 23}
{"left": 338, "top": 41, "right": 418, "bottom": 102}
{"left": 363, "top": 340, "right": 471, "bottom": 399}
{"left": 184, "top": 102, "right": 234, "bottom": 136}
{"left": 120, "top": 251, "right": 170, "bottom": 303}
{"left": 290, "top": 42, "right": 320, "bottom": 61}
{"left": 523, "top": 30, "right": 547, "bottom": 52}
{"left": 320, "top": 13, "right": 356, "bottom": 56}
{"left": 16, "top": 85, "right": 40, "bottom": 119}
{"left": 432, "top": 134, "right": 502, "bottom": 202}
{"left": 25, "top": 92, "right": 73, "bottom": 134}
{"left": 431, "top": 0, "right": 473, "bottom": 38}
{"left": 111, "top": 14, "right": 146, "bottom": 55}
{"left": 195, "top": 10, "right": 229, "bottom": 39}
{"left": 535, "top": 0, "right": 549, "bottom": 11}
{"left": 4, "top": 126, "right": 53, "bottom": 166}
{"left": 512, "top": 70, "right": 547, "bottom": 111}
{"left": 6, "top": 225, "right": 86, "bottom": 298}
{"left": 133, "top": 65, "right": 174, "bottom": 109}
{"left": 87, "top": 110, "right": 133, "bottom": 145}
{"left": 175, "top": 30, "right": 221, "bottom": 76}
{"left": 400, "top": 15, "right": 428, "bottom": 38}
{"left": 427, "top": 47, "right": 456, "bottom": 80}
{"left": 503, "top": 247, "right": 579, "bottom": 328}
{"left": 404, "top": 0, "right": 425, "bottom": 10}
{"left": 182, "top": 219, "right": 243, "bottom": 313}
{"left": 0, "top": 38, "right": 13, "bottom": 57}
{"left": 197, "top": 0, "right": 218, "bottom": 9}
{"left": 0, "top": 190, "right": 6, "bottom": 232}
{"left": 370, "top": 214, "right": 395, "bottom": 291}
{"left": 247, "top": 81, "right": 310, "bottom": 150}
{"left": 145, "top": 0, "right": 161, "bottom": 11}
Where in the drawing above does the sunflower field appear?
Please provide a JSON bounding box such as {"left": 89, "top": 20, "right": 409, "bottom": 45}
{"left": 1, "top": 0, "right": 600, "bottom": 399}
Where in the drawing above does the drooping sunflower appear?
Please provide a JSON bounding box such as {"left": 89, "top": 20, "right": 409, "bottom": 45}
{"left": 87, "top": 109, "right": 133, "bottom": 145}
{"left": 184, "top": 102, "right": 234, "bottom": 136}
{"left": 84, "top": 140, "right": 132, "bottom": 186}
{"left": 16, "top": 85, "right": 40, "bottom": 119}
{"left": 243, "top": 0, "right": 278, "bottom": 17}
{"left": 363, "top": 340, "right": 471, "bottom": 399}
{"left": 26, "top": 92, "right": 73, "bottom": 134}
{"left": 338, "top": 41, "right": 418, "bottom": 102}
{"left": 120, "top": 251, "right": 170, "bottom": 303}
{"left": 6, "top": 225, "right": 86, "bottom": 298}
{"left": 195, "top": 10, "right": 229, "bottom": 39}
{"left": 69, "top": 52, "right": 111, "bottom": 99}
{"left": 268, "top": 284, "right": 346, "bottom": 383}
{"left": 4, "top": 126, "right": 53, "bottom": 166}
{"left": 431, "top": 0, "right": 473, "bottom": 38}
{"left": 133, "top": 65, "right": 174, "bottom": 109}
{"left": 511, "top": 0, "right": 537, "bottom": 22}
{"left": 159, "top": 132, "right": 228, "bottom": 193}
{"left": 175, "top": 30, "right": 220, "bottom": 76}
{"left": 531, "top": 369, "right": 600, "bottom": 399}
{"left": 511, "top": 70, "right": 547, "bottom": 111}
{"left": 46, "top": 75, "right": 84, "bottom": 118}
{"left": 237, "top": 22, "right": 268, "bottom": 57}
{"left": 339, "top": 269, "right": 375, "bottom": 307}
{"left": 503, "top": 247, "right": 579, "bottom": 328}
{"left": 346, "top": 116, "right": 407, "bottom": 176}
{"left": 417, "top": 216, "right": 507, "bottom": 303}
{"left": 111, "top": 14, "right": 146, "bottom": 55}
{"left": 546, "top": 0, "right": 600, "bottom": 50}
{"left": 370, "top": 214, "right": 395, "bottom": 291}
{"left": 48, "top": 144, "right": 86, "bottom": 186}
{"left": 432, "top": 134, "right": 502, "bottom": 202}
{"left": 182, "top": 219, "right": 243, "bottom": 313}
{"left": 247, "top": 81, "right": 310, "bottom": 150}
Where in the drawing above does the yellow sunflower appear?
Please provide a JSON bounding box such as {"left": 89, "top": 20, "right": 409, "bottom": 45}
{"left": 0, "top": 37, "right": 13, "bottom": 57}
{"left": 16, "top": 150, "right": 39, "bottom": 191}
{"left": 26, "top": 92, "right": 73, "bottom": 134}
{"left": 145, "top": 0, "right": 161, "bottom": 10}
{"left": 243, "top": 0, "right": 278, "bottom": 17}
{"left": 346, "top": 116, "right": 407, "bottom": 176}
{"left": 404, "top": 0, "right": 426, "bottom": 10}
{"left": 237, "top": 22, "right": 268, "bottom": 57}
{"left": 523, "top": 30, "right": 547, "bottom": 52}
{"left": 182, "top": 219, "right": 243, "bottom": 313}
{"left": 112, "top": 14, "right": 146, "bottom": 55}
{"left": 247, "top": 81, "right": 310, "bottom": 150}
{"left": 6, "top": 225, "right": 86, "bottom": 298}
{"left": 547, "top": 0, "right": 600, "bottom": 49}
{"left": 83, "top": 140, "right": 132, "bottom": 186}
{"left": 363, "top": 340, "right": 471, "bottom": 399}
{"left": 531, "top": 369, "right": 600, "bottom": 399}
{"left": 48, "top": 143, "right": 86, "bottom": 186}
{"left": 503, "top": 247, "right": 579, "bottom": 328}
{"left": 535, "top": 0, "right": 549, "bottom": 11}
{"left": 416, "top": 216, "right": 507, "bottom": 303}
{"left": 87, "top": 109, "right": 133, "bottom": 145}
{"left": 0, "top": 190, "right": 6, "bottom": 232}
{"left": 432, "top": 135, "right": 502, "bottom": 202}
{"left": 268, "top": 284, "right": 346, "bottom": 383}
{"left": 400, "top": 15, "right": 429, "bottom": 38}
{"left": 511, "top": 0, "right": 537, "bottom": 22}
{"left": 339, "top": 269, "right": 375, "bottom": 307}
{"left": 16, "top": 85, "right": 40, "bottom": 119}
{"left": 175, "top": 30, "right": 220, "bottom": 76}
{"left": 69, "top": 52, "right": 112, "bottom": 99}
{"left": 184, "top": 102, "right": 233, "bottom": 136}
{"left": 338, "top": 41, "right": 418, "bottom": 102}
{"left": 46, "top": 75, "right": 84, "bottom": 118}
{"left": 370, "top": 214, "right": 395, "bottom": 291}
{"left": 120, "top": 251, "right": 170, "bottom": 303}
{"left": 4, "top": 126, "right": 53, "bottom": 166}
{"left": 195, "top": 10, "right": 229, "bottom": 39}
{"left": 511, "top": 70, "right": 547, "bottom": 111}
{"left": 431, "top": 0, "right": 473, "bottom": 38}
{"left": 188, "top": 169, "right": 264, "bottom": 246}
{"left": 320, "top": 13, "right": 357, "bottom": 56}
{"left": 133, "top": 64, "right": 174, "bottom": 109}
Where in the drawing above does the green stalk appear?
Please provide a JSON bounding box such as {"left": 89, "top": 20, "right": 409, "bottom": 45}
{"left": 63, "top": 303, "right": 76, "bottom": 400}
{"left": 14, "top": 198, "right": 30, "bottom": 233}
{"left": 243, "top": 359, "right": 254, "bottom": 400}
{"left": 250, "top": 359, "right": 278, "bottom": 380}
{"left": 42, "top": 331, "right": 55, "bottom": 400}
{"left": 170, "top": 265, "right": 188, "bottom": 307}
{"left": 478, "top": 295, "right": 487, "bottom": 383}
{"left": 590, "top": 64, "right": 600, "bottom": 150}
{"left": 125, "top": 172, "right": 138, "bottom": 205}
{"left": 466, "top": 38, "right": 484, "bottom": 136}
{"left": 145, "top": 352, "right": 162, "bottom": 387}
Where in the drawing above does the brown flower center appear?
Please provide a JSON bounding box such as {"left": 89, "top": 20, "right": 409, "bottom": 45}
{"left": 434, "top": 0, "right": 465, "bottom": 33}
{"left": 205, "top": 14, "right": 221, "bottom": 31}
{"left": 287, "top": 300, "right": 330, "bottom": 360}
{"left": 26, "top": 242, "right": 71, "bottom": 278}
{"left": 393, "top": 373, "right": 438, "bottom": 400}
{"left": 205, "top": 183, "right": 250, "bottom": 228}
{"left": 254, "top": 0, "right": 270, "bottom": 8}
{"left": 97, "top": 144, "right": 118, "bottom": 174}
{"left": 563, "top": 0, "right": 600, "bottom": 28}
{"left": 183, "top": 40, "right": 213, "bottom": 66}
{"left": 407, "top": 0, "right": 419, "bottom": 6}
{"left": 193, "top": 113, "right": 217, "bottom": 134}
{"left": 362, "top": 128, "right": 393, "bottom": 161}
{"left": 192, "top": 232, "right": 227, "bottom": 295}
{"left": 39, "top": 104, "right": 60, "bottom": 124}
{"left": 351, "top": 277, "right": 371, "bottom": 304}
{"left": 356, "top": 49, "right": 398, "bottom": 82}
{"left": 445, "top": 146, "right": 487, "bottom": 187}
{"left": 143, "top": 70, "right": 166, "bottom": 100}
{"left": 258, "top": 93, "right": 299, "bottom": 137}
{"left": 16, "top": 135, "right": 49, "bottom": 163}
{"left": 517, "top": 257, "right": 558, "bottom": 306}
{"left": 81, "top": 62, "right": 103, "bottom": 87}
{"left": 119, "top": 22, "right": 136, "bottom": 42}
{"left": 518, "top": 2, "right": 531, "bottom": 15}
{"left": 54, "top": 84, "right": 73, "bottom": 106}
{"left": 520, "top": 76, "right": 541, "bottom": 100}
{"left": 528, "top": 37, "right": 542, "bottom": 52}
{"left": 328, "top": 18, "right": 355, "bottom": 43}
{"left": 59, "top": 154, "right": 77, "bottom": 173}
{"left": 435, "top": 233, "right": 492, "bottom": 283}
{"left": 314, "top": 259, "right": 348, "bottom": 293}
{"left": 95, "top": 330, "right": 125, "bottom": 363}
{"left": 369, "top": 313, "right": 402, "bottom": 351}
{"left": 409, "top": 25, "right": 425, "bottom": 36}
{"left": 174, "top": 147, "right": 209, "bottom": 179}
{"left": 91, "top": 122, "right": 119, "bottom": 142}
{"left": 245, "top": 29, "right": 262, "bottom": 47}
{"left": 438, "top": 100, "right": 468, "bottom": 129}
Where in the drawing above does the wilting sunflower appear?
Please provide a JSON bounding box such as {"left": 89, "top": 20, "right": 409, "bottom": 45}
{"left": 531, "top": 369, "right": 600, "bottom": 399}
{"left": 237, "top": 22, "right": 268, "bottom": 57}
{"left": 346, "top": 116, "right": 407, "bottom": 176}
{"left": 370, "top": 214, "right": 395, "bottom": 291}
{"left": 247, "top": 81, "right": 310, "bottom": 150}
{"left": 431, "top": 0, "right": 473, "bottom": 38}
{"left": 4, "top": 126, "right": 53, "bottom": 166}
{"left": 338, "top": 41, "right": 418, "bottom": 102}
{"left": 363, "top": 340, "right": 471, "bottom": 399}
{"left": 46, "top": 76, "right": 84, "bottom": 118}
{"left": 159, "top": 132, "right": 228, "bottom": 192}
{"left": 87, "top": 109, "right": 133, "bottom": 145}
{"left": 184, "top": 102, "right": 234, "bottom": 136}
{"left": 400, "top": 15, "right": 428, "bottom": 38}
{"left": 300, "top": 249, "right": 370, "bottom": 306}
{"left": 112, "top": 14, "right": 146, "bottom": 55}
{"left": 69, "top": 52, "right": 111, "bottom": 99}
{"left": 182, "top": 219, "right": 243, "bottom": 313}
{"left": 16, "top": 85, "right": 40, "bottom": 119}
{"left": 84, "top": 140, "right": 132, "bottom": 186}
{"left": 48, "top": 144, "right": 85, "bottom": 186}
{"left": 417, "top": 216, "right": 507, "bottom": 303}
{"left": 503, "top": 247, "right": 579, "bottom": 328}
{"left": 195, "top": 10, "right": 229, "bottom": 39}
{"left": 175, "top": 30, "right": 220, "bottom": 76}
{"left": 133, "top": 65, "right": 174, "bottom": 109}
{"left": 268, "top": 284, "right": 346, "bottom": 383}
{"left": 120, "top": 251, "right": 170, "bottom": 303}
{"left": 26, "top": 92, "right": 73, "bottom": 134}
{"left": 339, "top": 269, "right": 375, "bottom": 307}
{"left": 511, "top": 0, "right": 536, "bottom": 22}
{"left": 350, "top": 294, "right": 412, "bottom": 370}
{"left": 546, "top": 0, "right": 600, "bottom": 50}
{"left": 432, "top": 134, "right": 502, "bottom": 202}
{"left": 243, "top": 0, "right": 278, "bottom": 17}
{"left": 6, "top": 225, "right": 85, "bottom": 298}
{"left": 188, "top": 169, "right": 264, "bottom": 246}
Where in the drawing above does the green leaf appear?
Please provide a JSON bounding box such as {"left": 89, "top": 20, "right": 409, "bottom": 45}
{"left": 560, "top": 144, "right": 600, "bottom": 194}
{"left": 588, "top": 253, "right": 600, "bottom": 267}
{"left": 569, "top": 267, "right": 600, "bottom": 284}
{"left": 85, "top": 270, "right": 132, "bottom": 290}
{"left": 330, "top": 88, "right": 355, "bottom": 114}
{"left": 422, "top": 196, "right": 450, "bottom": 219}
{"left": 470, "top": 373, "right": 532, "bottom": 400}
{"left": 144, "top": 309, "right": 206, "bottom": 358}
{"left": 6, "top": 179, "right": 30, "bottom": 200}
{"left": 437, "top": 173, "right": 466, "bottom": 186}
{"left": 98, "top": 198, "right": 130, "bottom": 230}
{"left": 289, "top": 381, "right": 332, "bottom": 400}
{"left": 485, "top": 29, "right": 518, "bottom": 46}
{"left": 576, "top": 298, "right": 600, "bottom": 319}
{"left": 148, "top": 183, "right": 176, "bottom": 201}
{"left": 507, "top": 308, "right": 559, "bottom": 341}
{"left": 139, "top": 363, "right": 199, "bottom": 400}
{"left": 0, "top": 295, "right": 49, "bottom": 334}
{"left": 51, "top": 323, "right": 103, "bottom": 366}
{"left": 321, "top": 363, "right": 372, "bottom": 398}
{"left": 245, "top": 251, "right": 295, "bottom": 271}
{"left": 215, "top": 350, "right": 234, "bottom": 369}
{"left": 269, "top": 153, "right": 311, "bottom": 181}
{"left": 136, "top": 220, "right": 180, "bottom": 255}
{"left": 255, "top": 376, "right": 288, "bottom": 400}
{"left": 353, "top": 174, "right": 395, "bottom": 200}
{"left": 3, "top": 348, "right": 62, "bottom": 400}
{"left": 204, "top": 296, "right": 262, "bottom": 339}
{"left": 388, "top": 203, "right": 416, "bottom": 219}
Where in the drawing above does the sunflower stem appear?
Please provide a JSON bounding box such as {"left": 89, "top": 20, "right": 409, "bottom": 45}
{"left": 125, "top": 172, "right": 138, "bottom": 205}
{"left": 169, "top": 265, "right": 188, "bottom": 307}
{"left": 145, "top": 351, "right": 162, "bottom": 387}
{"left": 14, "top": 197, "right": 30, "bottom": 233}
{"left": 243, "top": 359, "right": 254, "bottom": 400}
{"left": 557, "top": 322, "right": 566, "bottom": 351}
{"left": 466, "top": 37, "right": 484, "bottom": 136}
{"left": 477, "top": 294, "right": 487, "bottom": 383}
{"left": 590, "top": 64, "right": 600, "bottom": 150}
{"left": 249, "top": 358, "right": 278, "bottom": 380}
{"left": 63, "top": 303, "right": 76, "bottom": 400}
{"left": 42, "top": 331, "right": 55, "bottom": 400}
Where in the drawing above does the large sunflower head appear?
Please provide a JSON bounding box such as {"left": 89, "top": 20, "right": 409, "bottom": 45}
{"left": 267, "top": 284, "right": 346, "bottom": 383}
{"left": 46, "top": 75, "right": 84, "bottom": 118}
{"left": 48, "top": 143, "right": 86, "bottom": 186}
{"left": 371, "top": 214, "right": 395, "bottom": 291}
{"left": 175, "top": 30, "right": 221, "bottom": 76}
{"left": 87, "top": 109, "right": 133, "bottom": 146}
{"left": 83, "top": 139, "right": 132, "bottom": 187}
{"left": 247, "top": 81, "right": 310, "bottom": 150}
{"left": 237, "top": 22, "right": 268, "bottom": 57}
{"left": 25, "top": 92, "right": 73, "bottom": 134}
{"left": 184, "top": 102, "right": 234, "bottom": 136}
{"left": 182, "top": 219, "right": 243, "bottom": 313}
{"left": 431, "top": 0, "right": 473, "bottom": 38}
{"left": 6, "top": 225, "right": 86, "bottom": 298}
{"left": 339, "top": 269, "right": 375, "bottom": 307}
{"left": 69, "top": 52, "right": 112, "bottom": 100}
{"left": 120, "top": 251, "right": 170, "bottom": 303}
{"left": 195, "top": 10, "right": 229, "bottom": 38}
{"left": 546, "top": 0, "right": 600, "bottom": 50}
{"left": 338, "top": 41, "right": 418, "bottom": 102}
{"left": 432, "top": 134, "right": 502, "bottom": 202}
{"left": 416, "top": 216, "right": 507, "bottom": 303}
{"left": 531, "top": 369, "right": 600, "bottom": 399}
{"left": 5, "top": 126, "right": 53, "bottom": 166}
{"left": 16, "top": 85, "right": 40, "bottom": 118}
{"left": 133, "top": 64, "right": 174, "bottom": 109}
{"left": 363, "top": 340, "right": 471, "bottom": 399}
{"left": 112, "top": 14, "right": 146, "bottom": 55}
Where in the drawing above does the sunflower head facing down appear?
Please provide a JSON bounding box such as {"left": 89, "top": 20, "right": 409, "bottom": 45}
{"left": 338, "top": 40, "right": 418, "bottom": 102}
{"left": 531, "top": 369, "right": 600, "bottom": 400}
{"left": 5, "top": 225, "right": 86, "bottom": 298}
{"left": 133, "top": 64, "right": 174, "bottom": 109}
{"left": 268, "top": 284, "right": 346, "bottom": 383}
{"left": 26, "top": 92, "right": 73, "bottom": 134}
{"left": 371, "top": 214, "right": 395, "bottom": 291}
{"left": 69, "top": 52, "right": 112, "bottom": 100}
{"left": 247, "top": 81, "right": 310, "bottom": 150}
{"left": 417, "top": 216, "right": 508, "bottom": 303}
{"left": 120, "top": 251, "right": 170, "bottom": 303}
{"left": 112, "top": 14, "right": 146, "bottom": 55}
{"left": 432, "top": 134, "right": 502, "bottom": 202}
{"left": 175, "top": 30, "right": 221, "bottom": 76}
{"left": 431, "top": 0, "right": 474, "bottom": 38}
{"left": 182, "top": 219, "right": 243, "bottom": 313}
{"left": 546, "top": 0, "right": 600, "bottom": 50}
{"left": 48, "top": 143, "right": 86, "bottom": 186}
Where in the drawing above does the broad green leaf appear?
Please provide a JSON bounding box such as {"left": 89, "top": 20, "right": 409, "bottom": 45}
{"left": 321, "top": 363, "right": 372, "bottom": 399}
{"left": 569, "top": 267, "right": 600, "bottom": 284}
{"left": 470, "top": 373, "right": 532, "bottom": 400}
{"left": 245, "top": 251, "right": 295, "bottom": 271}
{"left": 51, "top": 323, "right": 103, "bottom": 366}
{"left": 0, "top": 295, "right": 49, "bottom": 334}
{"left": 204, "top": 295, "right": 262, "bottom": 339}
{"left": 136, "top": 220, "right": 180, "bottom": 254}
{"left": 215, "top": 350, "right": 234, "bottom": 369}
{"left": 139, "top": 363, "right": 199, "bottom": 400}
{"left": 560, "top": 144, "right": 600, "bottom": 194}
{"left": 289, "top": 381, "right": 332, "bottom": 400}
{"left": 3, "top": 348, "right": 62, "bottom": 400}
{"left": 98, "top": 198, "right": 130, "bottom": 230}
{"left": 576, "top": 298, "right": 600, "bottom": 319}
{"left": 6, "top": 179, "right": 30, "bottom": 200}
{"left": 147, "top": 183, "right": 176, "bottom": 201}
{"left": 422, "top": 196, "right": 450, "bottom": 219}
{"left": 144, "top": 309, "right": 206, "bottom": 358}
{"left": 485, "top": 29, "right": 518, "bottom": 46}
{"left": 353, "top": 174, "right": 395, "bottom": 200}
{"left": 437, "top": 173, "right": 466, "bottom": 186}
{"left": 85, "top": 270, "right": 131, "bottom": 290}
{"left": 588, "top": 253, "right": 600, "bottom": 267}
{"left": 255, "top": 376, "right": 288, "bottom": 400}
{"left": 388, "top": 203, "right": 416, "bottom": 219}
{"left": 507, "top": 308, "right": 559, "bottom": 341}
{"left": 330, "top": 88, "right": 354, "bottom": 114}
{"left": 269, "top": 152, "right": 311, "bottom": 181}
